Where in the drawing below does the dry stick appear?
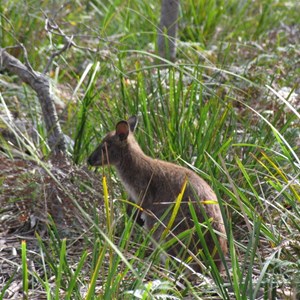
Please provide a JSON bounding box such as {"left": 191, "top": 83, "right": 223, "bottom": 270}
{"left": 0, "top": 47, "right": 67, "bottom": 154}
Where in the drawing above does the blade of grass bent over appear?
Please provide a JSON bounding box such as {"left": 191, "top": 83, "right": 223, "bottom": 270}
{"left": 161, "top": 178, "right": 187, "bottom": 240}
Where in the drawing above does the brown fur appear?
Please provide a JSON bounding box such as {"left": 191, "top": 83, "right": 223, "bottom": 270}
{"left": 88, "top": 116, "right": 227, "bottom": 272}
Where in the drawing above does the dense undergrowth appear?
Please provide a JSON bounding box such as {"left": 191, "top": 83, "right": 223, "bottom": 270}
{"left": 0, "top": 0, "right": 299, "bottom": 299}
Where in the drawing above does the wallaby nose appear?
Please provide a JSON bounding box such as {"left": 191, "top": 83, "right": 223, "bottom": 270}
{"left": 87, "top": 157, "right": 92, "bottom": 165}
{"left": 87, "top": 155, "right": 94, "bottom": 166}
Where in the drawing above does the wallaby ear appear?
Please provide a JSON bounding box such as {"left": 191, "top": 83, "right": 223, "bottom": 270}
{"left": 127, "top": 115, "right": 138, "bottom": 132}
{"left": 116, "top": 121, "right": 129, "bottom": 140}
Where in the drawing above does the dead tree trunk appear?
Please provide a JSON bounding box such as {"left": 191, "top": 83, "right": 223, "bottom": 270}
{"left": 157, "top": 0, "right": 180, "bottom": 62}
{"left": 0, "top": 48, "right": 67, "bottom": 154}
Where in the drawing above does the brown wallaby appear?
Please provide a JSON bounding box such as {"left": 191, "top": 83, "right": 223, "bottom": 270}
{"left": 88, "top": 116, "right": 227, "bottom": 273}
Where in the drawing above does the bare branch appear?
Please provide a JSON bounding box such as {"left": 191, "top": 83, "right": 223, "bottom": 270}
{"left": 0, "top": 47, "right": 67, "bottom": 155}
{"left": 43, "top": 36, "right": 74, "bottom": 74}
{"left": 43, "top": 16, "right": 100, "bottom": 73}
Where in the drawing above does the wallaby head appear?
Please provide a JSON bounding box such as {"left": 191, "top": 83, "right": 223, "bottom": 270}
{"left": 87, "top": 116, "right": 138, "bottom": 167}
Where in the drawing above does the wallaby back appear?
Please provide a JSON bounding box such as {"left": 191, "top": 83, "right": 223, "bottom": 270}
{"left": 88, "top": 116, "right": 227, "bottom": 273}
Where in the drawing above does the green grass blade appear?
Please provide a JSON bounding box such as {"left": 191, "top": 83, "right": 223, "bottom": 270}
{"left": 85, "top": 243, "right": 107, "bottom": 300}
{"left": 54, "top": 238, "right": 67, "bottom": 299}
{"left": 65, "top": 250, "right": 88, "bottom": 300}
{"left": 21, "top": 240, "right": 28, "bottom": 300}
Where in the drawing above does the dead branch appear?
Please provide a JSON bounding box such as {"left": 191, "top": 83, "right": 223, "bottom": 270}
{"left": 0, "top": 47, "right": 67, "bottom": 154}
{"left": 43, "top": 36, "right": 74, "bottom": 74}
{"left": 42, "top": 17, "right": 99, "bottom": 73}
